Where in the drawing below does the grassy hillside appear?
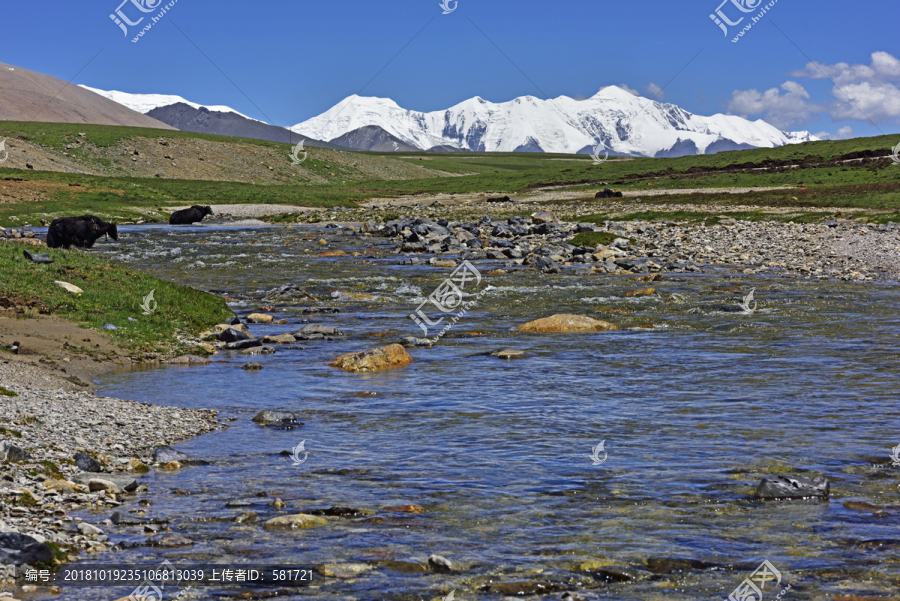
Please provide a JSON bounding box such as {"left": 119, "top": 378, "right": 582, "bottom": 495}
{"left": 0, "top": 243, "right": 232, "bottom": 354}
{"left": 0, "top": 122, "right": 898, "bottom": 228}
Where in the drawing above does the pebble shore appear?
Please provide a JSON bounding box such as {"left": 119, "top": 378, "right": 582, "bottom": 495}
{"left": 0, "top": 360, "right": 219, "bottom": 586}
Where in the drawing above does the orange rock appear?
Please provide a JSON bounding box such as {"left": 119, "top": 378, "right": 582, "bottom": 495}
{"left": 516, "top": 314, "right": 617, "bottom": 333}
{"left": 626, "top": 288, "right": 657, "bottom": 297}
{"left": 383, "top": 504, "right": 425, "bottom": 514}
{"left": 329, "top": 344, "right": 413, "bottom": 372}
{"left": 630, "top": 274, "right": 663, "bottom": 282}
{"left": 319, "top": 250, "right": 347, "bottom": 257}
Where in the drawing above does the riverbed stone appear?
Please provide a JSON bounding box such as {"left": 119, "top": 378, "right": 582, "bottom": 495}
{"left": 72, "top": 473, "right": 138, "bottom": 492}
{"left": 88, "top": 478, "right": 119, "bottom": 493}
{"left": 146, "top": 532, "right": 194, "bottom": 547}
{"left": 428, "top": 554, "right": 454, "bottom": 573}
{"left": 252, "top": 410, "right": 299, "bottom": 424}
{"left": 242, "top": 362, "right": 263, "bottom": 371}
{"left": 246, "top": 313, "right": 274, "bottom": 324}
{"left": 516, "top": 314, "right": 617, "bottom": 333}
{"left": 263, "top": 334, "right": 297, "bottom": 344}
{"left": 0, "top": 533, "right": 54, "bottom": 566}
{"left": 74, "top": 452, "right": 102, "bottom": 472}
{"left": 293, "top": 324, "right": 344, "bottom": 338}
{"left": 219, "top": 328, "right": 252, "bottom": 343}
{"left": 400, "top": 337, "right": 433, "bottom": 348}
{"left": 489, "top": 348, "right": 531, "bottom": 359}
{"left": 531, "top": 211, "right": 559, "bottom": 224}
{"left": 263, "top": 513, "right": 328, "bottom": 530}
{"left": 1, "top": 441, "right": 29, "bottom": 463}
{"left": 226, "top": 339, "right": 263, "bottom": 350}
{"left": 167, "top": 354, "right": 211, "bottom": 365}
{"left": 330, "top": 344, "right": 413, "bottom": 372}
{"left": 755, "top": 475, "right": 830, "bottom": 500}
{"left": 153, "top": 446, "right": 208, "bottom": 465}
{"left": 481, "top": 581, "right": 567, "bottom": 595}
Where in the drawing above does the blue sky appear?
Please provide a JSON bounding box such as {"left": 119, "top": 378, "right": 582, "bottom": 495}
{"left": 3, "top": 0, "right": 898, "bottom": 139}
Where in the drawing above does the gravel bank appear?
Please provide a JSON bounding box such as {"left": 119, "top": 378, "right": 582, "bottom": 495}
{"left": 0, "top": 360, "right": 219, "bottom": 587}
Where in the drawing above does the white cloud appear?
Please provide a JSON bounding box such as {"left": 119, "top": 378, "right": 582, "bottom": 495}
{"left": 619, "top": 84, "right": 640, "bottom": 96}
{"left": 788, "top": 51, "right": 900, "bottom": 124}
{"left": 727, "top": 81, "right": 823, "bottom": 130}
{"left": 814, "top": 125, "right": 854, "bottom": 140}
{"left": 646, "top": 82, "right": 665, "bottom": 101}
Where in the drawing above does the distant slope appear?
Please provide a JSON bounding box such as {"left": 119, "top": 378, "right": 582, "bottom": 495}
{"left": 292, "top": 87, "right": 818, "bottom": 157}
{"left": 0, "top": 62, "right": 174, "bottom": 129}
{"left": 78, "top": 86, "right": 253, "bottom": 119}
{"left": 330, "top": 125, "right": 419, "bottom": 152}
{"left": 146, "top": 103, "right": 343, "bottom": 150}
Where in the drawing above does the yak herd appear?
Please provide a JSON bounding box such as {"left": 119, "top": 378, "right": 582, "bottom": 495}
{"left": 43, "top": 205, "right": 213, "bottom": 249}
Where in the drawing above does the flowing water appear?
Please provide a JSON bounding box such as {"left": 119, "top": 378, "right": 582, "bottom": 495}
{"left": 54, "top": 224, "right": 900, "bottom": 600}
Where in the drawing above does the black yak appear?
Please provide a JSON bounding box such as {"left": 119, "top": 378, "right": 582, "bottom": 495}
{"left": 170, "top": 205, "right": 213, "bottom": 225}
{"left": 46, "top": 216, "right": 119, "bottom": 249}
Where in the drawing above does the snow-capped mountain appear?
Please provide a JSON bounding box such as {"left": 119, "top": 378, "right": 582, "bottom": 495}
{"left": 291, "top": 86, "right": 817, "bottom": 156}
{"left": 79, "top": 86, "right": 254, "bottom": 121}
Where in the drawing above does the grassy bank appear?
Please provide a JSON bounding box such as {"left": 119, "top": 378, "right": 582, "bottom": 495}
{"left": 0, "top": 243, "right": 232, "bottom": 355}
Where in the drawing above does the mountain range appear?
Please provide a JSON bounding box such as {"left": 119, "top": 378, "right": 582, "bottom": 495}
{"left": 290, "top": 86, "right": 817, "bottom": 157}
{"left": 62, "top": 82, "right": 819, "bottom": 157}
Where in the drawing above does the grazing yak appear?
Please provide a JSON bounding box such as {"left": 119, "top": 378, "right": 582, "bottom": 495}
{"left": 46, "top": 216, "right": 119, "bottom": 249}
{"left": 170, "top": 205, "right": 213, "bottom": 225}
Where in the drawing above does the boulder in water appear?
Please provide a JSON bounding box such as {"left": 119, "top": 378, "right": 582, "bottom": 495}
{"left": 755, "top": 475, "right": 829, "bottom": 500}
{"left": 329, "top": 344, "right": 413, "bottom": 372}
{"left": 516, "top": 314, "right": 617, "bottom": 333}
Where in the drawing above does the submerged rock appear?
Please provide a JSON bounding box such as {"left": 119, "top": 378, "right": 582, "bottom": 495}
{"left": 167, "top": 354, "right": 211, "bottom": 365}
{"left": 646, "top": 557, "right": 723, "bottom": 574}
{"left": 309, "top": 506, "right": 369, "bottom": 518}
{"left": 755, "top": 475, "right": 830, "bottom": 500}
{"left": 153, "top": 447, "right": 208, "bottom": 466}
{"left": 330, "top": 344, "right": 413, "bottom": 372}
{"left": 146, "top": 532, "right": 194, "bottom": 547}
{"left": 242, "top": 362, "right": 264, "bottom": 371}
{"left": 110, "top": 511, "right": 144, "bottom": 525}
{"left": 400, "top": 336, "right": 433, "bottom": 348}
{"left": 428, "top": 554, "right": 454, "bottom": 573}
{"left": 516, "top": 314, "right": 617, "bottom": 333}
{"left": 252, "top": 410, "right": 299, "bottom": 424}
{"left": 263, "top": 514, "right": 328, "bottom": 530}
{"left": 488, "top": 348, "right": 531, "bottom": 360}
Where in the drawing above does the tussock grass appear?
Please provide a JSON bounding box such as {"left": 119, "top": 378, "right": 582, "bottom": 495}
{"left": 0, "top": 244, "right": 232, "bottom": 354}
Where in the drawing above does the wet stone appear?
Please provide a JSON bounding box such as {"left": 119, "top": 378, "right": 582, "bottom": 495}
{"left": 755, "top": 474, "right": 830, "bottom": 500}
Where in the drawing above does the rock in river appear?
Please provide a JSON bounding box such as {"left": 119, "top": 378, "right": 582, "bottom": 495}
{"left": 516, "top": 314, "right": 617, "bottom": 333}
{"left": 246, "top": 313, "right": 274, "bottom": 324}
{"left": 226, "top": 339, "right": 263, "bottom": 350}
{"left": 252, "top": 410, "right": 299, "bottom": 424}
{"left": 755, "top": 474, "right": 830, "bottom": 500}
{"left": 428, "top": 554, "right": 454, "bottom": 573}
{"left": 488, "top": 348, "right": 530, "bottom": 360}
{"left": 263, "top": 514, "right": 328, "bottom": 530}
{"left": 400, "top": 336, "right": 433, "bottom": 348}
{"left": 0, "top": 532, "right": 54, "bottom": 566}
{"left": 242, "top": 362, "right": 264, "bottom": 371}
{"left": 219, "top": 328, "right": 252, "bottom": 343}
{"left": 153, "top": 446, "right": 208, "bottom": 465}
{"left": 146, "top": 532, "right": 194, "bottom": 547}
{"left": 330, "top": 344, "right": 413, "bottom": 372}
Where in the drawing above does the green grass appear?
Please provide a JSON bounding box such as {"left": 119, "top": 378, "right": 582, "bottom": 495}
{"left": 1, "top": 122, "right": 899, "bottom": 228}
{"left": 573, "top": 209, "right": 842, "bottom": 226}
{"left": 0, "top": 244, "right": 233, "bottom": 354}
{"left": 0, "top": 426, "right": 22, "bottom": 438}
{"left": 0, "top": 386, "right": 17, "bottom": 397}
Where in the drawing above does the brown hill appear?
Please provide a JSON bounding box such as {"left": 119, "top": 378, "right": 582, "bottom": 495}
{"left": 0, "top": 61, "right": 175, "bottom": 129}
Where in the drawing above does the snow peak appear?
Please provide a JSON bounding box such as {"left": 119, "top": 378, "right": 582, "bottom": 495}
{"left": 708, "top": 0, "right": 780, "bottom": 43}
